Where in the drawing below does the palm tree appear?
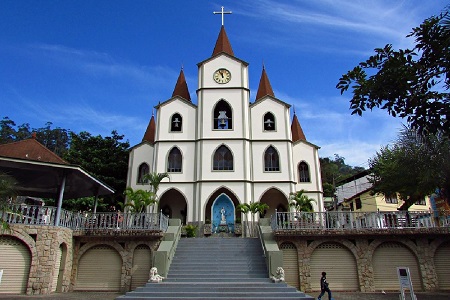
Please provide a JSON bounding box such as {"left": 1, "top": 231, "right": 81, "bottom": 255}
{"left": 289, "top": 190, "right": 316, "bottom": 213}
{"left": 123, "top": 188, "right": 156, "bottom": 213}
{"left": 238, "top": 201, "right": 269, "bottom": 237}
{"left": 143, "top": 172, "right": 169, "bottom": 213}
{"left": 237, "top": 203, "right": 251, "bottom": 236}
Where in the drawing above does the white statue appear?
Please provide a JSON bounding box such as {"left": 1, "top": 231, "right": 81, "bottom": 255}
{"left": 220, "top": 207, "right": 226, "bottom": 224}
{"left": 271, "top": 267, "right": 285, "bottom": 283}
{"left": 148, "top": 267, "right": 165, "bottom": 283}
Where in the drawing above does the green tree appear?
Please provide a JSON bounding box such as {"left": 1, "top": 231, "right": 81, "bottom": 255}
{"left": 34, "top": 122, "right": 71, "bottom": 157}
{"left": 289, "top": 189, "right": 316, "bottom": 213}
{"left": 0, "top": 117, "right": 17, "bottom": 144}
{"left": 143, "top": 172, "right": 169, "bottom": 213}
{"left": 337, "top": 11, "right": 450, "bottom": 137}
{"left": 0, "top": 172, "right": 17, "bottom": 229}
{"left": 123, "top": 188, "right": 156, "bottom": 213}
{"left": 237, "top": 201, "right": 268, "bottom": 237}
{"left": 320, "top": 154, "right": 365, "bottom": 197}
{"left": 63, "top": 130, "right": 130, "bottom": 210}
{"left": 369, "top": 126, "right": 450, "bottom": 210}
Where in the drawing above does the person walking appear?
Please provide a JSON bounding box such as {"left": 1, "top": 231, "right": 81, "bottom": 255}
{"left": 318, "top": 271, "right": 333, "bottom": 300}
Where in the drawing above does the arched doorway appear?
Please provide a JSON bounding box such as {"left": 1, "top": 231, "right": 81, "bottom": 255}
{"left": 260, "top": 188, "right": 289, "bottom": 218}
{"left": 205, "top": 187, "right": 240, "bottom": 233}
{"left": 159, "top": 189, "right": 187, "bottom": 224}
{"left": 310, "top": 242, "right": 358, "bottom": 291}
{"left": 211, "top": 193, "right": 235, "bottom": 232}
{"left": 280, "top": 242, "right": 299, "bottom": 289}
{"left": 0, "top": 236, "right": 31, "bottom": 294}
{"left": 75, "top": 245, "right": 122, "bottom": 291}
{"left": 373, "top": 242, "right": 422, "bottom": 291}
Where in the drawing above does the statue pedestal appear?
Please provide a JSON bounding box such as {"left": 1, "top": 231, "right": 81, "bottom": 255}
{"left": 217, "top": 224, "right": 229, "bottom": 233}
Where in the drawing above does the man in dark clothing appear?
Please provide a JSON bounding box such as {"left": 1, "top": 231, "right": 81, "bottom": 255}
{"left": 318, "top": 271, "right": 333, "bottom": 300}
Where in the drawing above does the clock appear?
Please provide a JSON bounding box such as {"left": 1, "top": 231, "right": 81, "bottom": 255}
{"left": 213, "top": 68, "right": 231, "bottom": 84}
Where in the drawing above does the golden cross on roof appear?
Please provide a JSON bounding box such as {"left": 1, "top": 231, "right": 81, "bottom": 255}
{"left": 213, "top": 6, "right": 232, "bottom": 26}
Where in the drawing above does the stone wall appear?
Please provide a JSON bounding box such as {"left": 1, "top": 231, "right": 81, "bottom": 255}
{"left": 275, "top": 228, "right": 450, "bottom": 292}
{"left": 1, "top": 224, "right": 73, "bottom": 294}
{"left": 71, "top": 234, "right": 161, "bottom": 292}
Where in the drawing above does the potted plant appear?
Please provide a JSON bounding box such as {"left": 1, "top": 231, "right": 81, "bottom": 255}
{"left": 184, "top": 224, "right": 198, "bottom": 238}
{"left": 203, "top": 219, "right": 212, "bottom": 236}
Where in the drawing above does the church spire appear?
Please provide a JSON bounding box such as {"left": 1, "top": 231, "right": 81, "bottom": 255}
{"left": 172, "top": 68, "right": 191, "bottom": 101}
{"left": 142, "top": 111, "right": 156, "bottom": 144}
{"left": 212, "top": 26, "right": 234, "bottom": 57}
{"left": 255, "top": 65, "right": 275, "bottom": 101}
{"left": 291, "top": 110, "right": 306, "bottom": 142}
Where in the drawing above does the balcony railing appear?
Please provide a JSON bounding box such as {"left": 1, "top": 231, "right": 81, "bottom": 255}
{"left": 1, "top": 204, "right": 169, "bottom": 232}
{"left": 271, "top": 210, "right": 449, "bottom": 231}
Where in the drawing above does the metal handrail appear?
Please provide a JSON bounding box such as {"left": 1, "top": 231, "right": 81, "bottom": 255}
{"left": 2, "top": 204, "right": 169, "bottom": 231}
{"left": 273, "top": 210, "right": 446, "bottom": 230}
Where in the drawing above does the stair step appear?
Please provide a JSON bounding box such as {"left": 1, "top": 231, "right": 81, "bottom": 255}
{"left": 117, "top": 237, "right": 313, "bottom": 299}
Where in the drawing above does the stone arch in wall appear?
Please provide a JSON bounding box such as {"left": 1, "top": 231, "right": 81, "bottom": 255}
{"left": 309, "top": 242, "right": 359, "bottom": 291}
{"left": 159, "top": 188, "right": 188, "bottom": 224}
{"left": 433, "top": 241, "right": 450, "bottom": 290}
{"left": 259, "top": 187, "right": 289, "bottom": 218}
{"left": 280, "top": 242, "right": 300, "bottom": 289}
{"left": 372, "top": 241, "right": 422, "bottom": 291}
{"left": 131, "top": 244, "right": 152, "bottom": 290}
{"left": 75, "top": 243, "right": 124, "bottom": 291}
{"left": 0, "top": 235, "right": 32, "bottom": 294}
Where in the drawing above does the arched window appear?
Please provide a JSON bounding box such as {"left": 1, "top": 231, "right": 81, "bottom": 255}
{"left": 167, "top": 147, "right": 182, "bottom": 172}
{"left": 137, "top": 163, "right": 149, "bottom": 184}
{"left": 298, "top": 161, "right": 310, "bottom": 182}
{"left": 213, "top": 145, "right": 233, "bottom": 170}
{"left": 264, "top": 146, "right": 279, "bottom": 171}
{"left": 263, "top": 112, "right": 276, "bottom": 131}
{"left": 213, "top": 100, "right": 233, "bottom": 130}
{"left": 170, "top": 113, "right": 182, "bottom": 132}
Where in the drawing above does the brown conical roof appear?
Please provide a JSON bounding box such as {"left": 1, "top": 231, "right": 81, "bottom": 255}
{"left": 291, "top": 113, "right": 306, "bottom": 142}
{"left": 255, "top": 66, "right": 275, "bottom": 101}
{"left": 0, "top": 134, "right": 68, "bottom": 164}
{"left": 172, "top": 68, "right": 191, "bottom": 101}
{"left": 142, "top": 113, "right": 156, "bottom": 144}
{"left": 212, "top": 26, "right": 234, "bottom": 57}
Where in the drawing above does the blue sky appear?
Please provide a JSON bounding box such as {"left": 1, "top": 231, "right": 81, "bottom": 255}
{"left": 0, "top": 0, "right": 445, "bottom": 167}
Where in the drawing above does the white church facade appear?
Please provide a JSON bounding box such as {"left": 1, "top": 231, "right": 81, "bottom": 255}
{"left": 126, "top": 24, "right": 323, "bottom": 229}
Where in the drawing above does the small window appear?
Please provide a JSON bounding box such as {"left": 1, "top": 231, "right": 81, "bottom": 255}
{"left": 385, "top": 195, "right": 398, "bottom": 204}
{"left": 167, "top": 147, "right": 182, "bottom": 172}
{"left": 263, "top": 112, "right": 276, "bottom": 131}
{"left": 355, "top": 198, "right": 362, "bottom": 209}
{"left": 264, "top": 146, "right": 279, "bottom": 171}
{"left": 298, "top": 162, "right": 310, "bottom": 182}
{"left": 170, "top": 113, "right": 182, "bottom": 132}
{"left": 213, "top": 100, "right": 233, "bottom": 130}
{"left": 213, "top": 145, "right": 233, "bottom": 170}
{"left": 137, "top": 163, "right": 149, "bottom": 184}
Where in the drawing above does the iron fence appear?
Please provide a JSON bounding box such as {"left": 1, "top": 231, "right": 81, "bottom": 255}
{"left": 271, "top": 210, "right": 448, "bottom": 231}
{"left": 1, "top": 204, "right": 169, "bottom": 231}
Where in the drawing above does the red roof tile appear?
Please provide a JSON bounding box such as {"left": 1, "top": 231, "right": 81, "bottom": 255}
{"left": 0, "top": 137, "right": 68, "bottom": 164}
{"left": 212, "top": 26, "right": 234, "bottom": 57}
{"left": 255, "top": 66, "right": 275, "bottom": 101}
{"left": 291, "top": 113, "right": 307, "bottom": 142}
{"left": 142, "top": 114, "right": 156, "bottom": 144}
{"left": 172, "top": 68, "right": 191, "bottom": 101}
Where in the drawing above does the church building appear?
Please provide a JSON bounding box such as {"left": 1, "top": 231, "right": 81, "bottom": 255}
{"left": 126, "top": 22, "right": 323, "bottom": 230}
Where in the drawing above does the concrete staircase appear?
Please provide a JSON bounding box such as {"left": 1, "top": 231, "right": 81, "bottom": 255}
{"left": 117, "top": 237, "right": 313, "bottom": 299}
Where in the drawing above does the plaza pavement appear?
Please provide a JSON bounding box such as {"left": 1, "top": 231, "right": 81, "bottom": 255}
{"left": 0, "top": 291, "right": 449, "bottom": 300}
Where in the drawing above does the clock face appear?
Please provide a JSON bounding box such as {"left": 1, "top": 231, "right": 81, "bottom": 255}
{"left": 213, "top": 68, "right": 231, "bottom": 84}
